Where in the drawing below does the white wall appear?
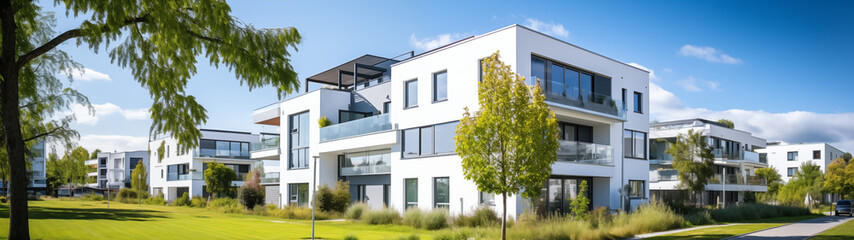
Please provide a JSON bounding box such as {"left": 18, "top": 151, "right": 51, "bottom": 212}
{"left": 759, "top": 143, "right": 846, "bottom": 182}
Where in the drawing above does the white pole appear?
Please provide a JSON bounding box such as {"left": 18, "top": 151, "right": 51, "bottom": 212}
{"left": 722, "top": 167, "right": 726, "bottom": 208}
{"left": 312, "top": 156, "right": 318, "bottom": 240}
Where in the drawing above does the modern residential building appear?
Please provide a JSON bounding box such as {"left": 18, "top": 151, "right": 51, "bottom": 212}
{"left": 649, "top": 119, "right": 768, "bottom": 205}
{"left": 1, "top": 139, "right": 48, "bottom": 195}
{"left": 253, "top": 24, "right": 650, "bottom": 218}
{"left": 757, "top": 142, "right": 846, "bottom": 182}
{"left": 149, "top": 129, "right": 260, "bottom": 201}
{"left": 84, "top": 151, "right": 149, "bottom": 190}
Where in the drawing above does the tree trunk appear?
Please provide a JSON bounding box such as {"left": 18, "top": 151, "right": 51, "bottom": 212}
{"left": 501, "top": 192, "right": 507, "bottom": 240}
{"left": 1, "top": 1, "right": 31, "bottom": 239}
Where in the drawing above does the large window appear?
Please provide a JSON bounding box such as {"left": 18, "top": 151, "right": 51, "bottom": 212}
{"left": 405, "top": 178, "right": 418, "bottom": 209}
{"left": 813, "top": 150, "right": 821, "bottom": 159}
{"left": 531, "top": 55, "right": 611, "bottom": 101}
{"left": 787, "top": 151, "right": 798, "bottom": 161}
{"left": 402, "top": 121, "right": 459, "bottom": 158}
{"left": 623, "top": 130, "right": 647, "bottom": 159}
{"left": 629, "top": 180, "right": 645, "bottom": 198}
{"left": 787, "top": 167, "right": 797, "bottom": 177}
{"left": 199, "top": 139, "right": 250, "bottom": 158}
{"left": 405, "top": 80, "right": 418, "bottom": 108}
{"left": 434, "top": 177, "right": 450, "bottom": 208}
{"left": 480, "top": 192, "right": 495, "bottom": 206}
{"left": 433, "top": 71, "right": 448, "bottom": 102}
{"left": 288, "top": 183, "right": 309, "bottom": 206}
{"left": 339, "top": 110, "right": 371, "bottom": 123}
{"left": 129, "top": 158, "right": 142, "bottom": 170}
{"left": 633, "top": 92, "right": 643, "bottom": 113}
{"left": 166, "top": 164, "right": 189, "bottom": 181}
{"left": 559, "top": 122, "right": 593, "bottom": 143}
{"left": 289, "top": 112, "right": 310, "bottom": 169}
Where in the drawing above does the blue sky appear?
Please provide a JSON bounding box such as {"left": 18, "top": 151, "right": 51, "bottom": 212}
{"left": 44, "top": 1, "right": 854, "bottom": 152}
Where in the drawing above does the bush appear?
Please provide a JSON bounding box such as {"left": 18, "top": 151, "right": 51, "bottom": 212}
{"left": 144, "top": 193, "right": 167, "bottom": 205}
{"left": 343, "top": 235, "right": 358, "bottom": 240}
{"left": 237, "top": 186, "right": 264, "bottom": 209}
{"left": 455, "top": 207, "right": 499, "bottom": 228}
{"left": 345, "top": 202, "right": 369, "bottom": 220}
{"left": 207, "top": 197, "right": 241, "bottom": 213}
{"left": 190, "top": 195, "right": 207, "bottom": 208}
{"left": 708, "top": 203, "right": 810, "bottom": 222}
{"left": 0, "top": 196, "right": 6, "bottom": 203}
{"left": 116, "top": 188, "right": 141, "bottom": 203}
{"left": 608, "top": 201, "right": 685, "bottom": 238}
{"left": 263, "top": 204, "right": 331, "bottom": 220}
{"left": 684, "top": 210, "right": 715, "bottom": 225}
{"left": 362, "top": 207, "right": 401, "bottom": 225}
{"left": 422, "top": 209, "right": 450, "bottom": 230}
{"left": 80, "top": 194, "right": 105, "bottom": 201}
{"left": 174, "top": 192, "right": 191, "bottom": 206}
{"left": 402, "top": 208, "right": 424, "bottom": 228}
{"left": 588, "top": 206, "right": 611, "bottom": 228}
{"left": 316, "top": 180, "right": 351, "bottom": 213}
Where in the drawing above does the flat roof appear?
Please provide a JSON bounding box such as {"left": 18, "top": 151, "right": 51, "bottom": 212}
{"left": 305, "top": 54, "right": 397, "bottom": 86}
{"left": 650, "top": 118, "right": 729, "bottom": 128}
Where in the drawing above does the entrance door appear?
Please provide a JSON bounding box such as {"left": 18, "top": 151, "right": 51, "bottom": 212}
{"left": 365, "top": 185, "right": 385, "bottom": 209}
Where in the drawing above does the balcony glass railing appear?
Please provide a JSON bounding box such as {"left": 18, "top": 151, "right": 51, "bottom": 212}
{"left": 710, "top": 173, "right": 744, "bottom": 185}
{"left": 194, "top": 148, "right": 251, "bottom": 159}
{"left": 746, "top": 175, "right": 767, "bottom": 186}
{"left": 341, "top": 164, "right": 392, "bottom": 176}
{"left": 537, "top": 79, "right": 626, "bottom": 118}
{"left": 261, "top": 172, "right": 279, "bottom": 184}
{"left": 167, "top": 172, "right": 204, "bottom": 181}
{"left": 251, "top": 135, "right": 280, "bottom": 152}
{"left": 320, "top": 114, "right": 393, "bottom": 142}
{"left": 743, "top": 151, "right": 760, "bottom": 163}
{"left": 353, "top": 75, "right": 391, "bottom": 90}
{"left": 650, "top": 169, "right": 679, "bottom": 182}
{"left": 557, "top": 140, "right": 613, "bottom": 165}
{"left": 712, "top": 148, "right": 743, "bottom": 160}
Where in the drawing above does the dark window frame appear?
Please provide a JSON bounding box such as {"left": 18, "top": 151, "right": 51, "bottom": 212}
{"left": 405, "top": 178, "right": 418, "bottom": 209}
{"left": 813, "top": 150, "right": 821, "bottom": 160}
{"left": 633, "top": 91, "right": 643, "bottom": 113}
{"left": 432, "top": 70, "right": 448, "bottom": 102}
{"left": 383, "top": 101, "right": 391, "bottom": 114}
{"left": 401, "top": 121, "right": 460, "bottom": 159}
{"left": 623, "top": 129, "right": 648, "bottom": 159}
{"left": 530, "top": 54, "right": 612, "bottom": 100}
{"left": 787, "top": 151, "right": 798, "bottom": 161}
{"left": 787, "top": 167, "right": 797, "bottom": 177}
{"left": 629, "top": 180, "right": 645, "bottom": 199}
{"left": 288, "top": 111, "right": 310, "bottom": 170}
{"left": 338, "top": 110, "right": 372, "bottom": 123}
{"left": 404, "top": 79, "right": 418, "bottom": 109}
{"left": 433, "top": 177, "right": 450, "bottom": 209}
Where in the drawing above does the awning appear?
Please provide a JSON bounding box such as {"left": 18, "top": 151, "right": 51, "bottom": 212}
{"left": 305, "top": 54, "right": 396, "bottom": 87}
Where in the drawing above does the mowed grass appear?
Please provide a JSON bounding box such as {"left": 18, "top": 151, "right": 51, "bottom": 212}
{"left": 813, "top": 217, "right": 854, "bottom": 240}
{"left": 0, "top": 199, "right": 432, "bottom": 240}
{"left": 645, "top": 215, "right": 821, "bottom": 240}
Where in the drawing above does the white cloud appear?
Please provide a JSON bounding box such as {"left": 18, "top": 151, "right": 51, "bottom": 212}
{"left": 678, "top": 44, "right": 743, "bottom": 64}
{"left": 66, "top": 102, "right": 149, "bottom": 125}
{"left": 651, "top": 82, "right": 854, "bottom": 152}
{"left": 627, "top": 63, "right": 659, "bottom": 81}
{"left": 410, "top": 33, "right": 461, "bottom": 51}
{"left": 67, "top": 68, "right": 111, "bottom": 81}
{"left": 675, "top": 76, "right": 720, "bottom": 92}
{"left": 524, "top": 18, "right": 570, "bottom": 38}
{"left": 51, "top": 134, "right": 149, "bottom": 154}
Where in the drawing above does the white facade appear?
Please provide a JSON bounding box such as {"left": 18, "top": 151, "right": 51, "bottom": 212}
{"left": 1, "top": 139, "right": 47, "bottom": 194}
{"left": 148, "top": 129, "right": 260, "bottom": 201}
{"left": 757, "top": 142, "right": 846, "bottom": 182}
{"left": 85, "top": 150, "right": 149, "bottom": 190}
{"left": 649, "top": 119, "right": 768, "bottom": 205}
{"left": 257, "top": 25, "right": 650, "bottom": 218}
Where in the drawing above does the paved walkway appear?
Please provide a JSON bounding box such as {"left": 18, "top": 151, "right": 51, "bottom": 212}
{"left": 725, "top": 216, "right": 853, "bottom": 240}
{"left": 629, "top": 223, "right": 747, "bottom": 239}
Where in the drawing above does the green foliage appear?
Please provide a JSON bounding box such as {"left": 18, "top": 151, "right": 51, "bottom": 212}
{"left": 174, "top": 192, "right": 191, "bottom": 207}
{"left": 823, "top": 158, "right": 852, "bottom": 199}
{"left": 344, "top": 235, "right": 358, "bottom": 240}
{"left": 144, "top": 193, "right": 167, "bottom": 205}
{"left": 190, "top": 195, "right": 207, "bottom": 208}
{"left": 778, "top": 162, "right": 825, "bottom": 206}
{"left": 204, "top": 161, "right": 235, "bottom": 198}
{"left": 89, "top": 149, "right": 101, "bottom": 159}
{"left": 207, "top": 197, "right": 241, "bottom": 213}
{"left": 318, "top": 116, "right": 332, "bottom": 128}
{"left": 80, "top": 194, "right": 105, "bottom": 201}
{"left": 316, "top": 180, "right": 351, "bottom": 213}
{"left": 402, "top": 208, "right": 424, "bottom": 228}
{"left": 237, "top": 168, "right": 264, "bottom": 209}
{"left": 755, "top": 166, "right": 783, "bottom": 194}
{"left": 844, "top": 152, "right": 852, "bottom": 162}
{"left": 395, "top": 234, "right": 420, "bottom": 240}
{"left": 716, "top": 119, "right": 735, "bottom": 129}
{"left": 362, "top": 207, "right": 401, "bottom": 225}
{"left": 422, "top": 209, "right": 450, "bottom": 230}
{"left": 667, "top": 129, "right": 715, "bottom": 203}
{"left": 45, "top": 147, "right": 91, "bottom": 191}
{"left": 454, "top": 207, "right": 500, "bottom": 228}
{"left": 707, "top": 203, "right": 811, "bottom": 222}
{"left": 130, "top": 160, "right": 147, "bottom": 195}
{"left": 116, "top": 188, "right": 138, "bottom": 203}
{"left": 570, "top": 180, "right": 590, "bottom": 220}
{"left": 345, "top": 202, "right": 369, "bottom": 220}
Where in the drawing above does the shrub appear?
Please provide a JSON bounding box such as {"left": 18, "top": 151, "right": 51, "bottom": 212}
{"left": 588, "top": 206, "right": 611, "bottom": 228}
{"left": 264, "top": 205, "right": 331, "bottom": 220}
{"left": 316, "top": 181, "right": 351, "bottom": 213}
{"left": 608, "top": 201, "right": 685, "bottom": 238}
{"left": 570, "top": 180, "right": 590, "bottom": 220}
{"left": 81, "top": 194, "right": 105, "bottom": 201}
{"left": 237, "top": 186, "right": 264, "bottom": 209}
{"left": 190, "top": 195, "right": 207, "bottom": 208}
{"left": 343, "top": 235, "right": 358, "bottom": 240}
{"left": 116, "top": 188, "right": 139, "bottom": 203}
{"left": 362, "top": 207, "right": 400, "bottom": 225}
{"left": 684, "top": 210, "right": 715, "bottom": 225}
{"left": 708, "top": 203, "right": 810, "bottom": 222}
{"left": 318, "top": 116, "right": 332, "bottom": 128}
{"left": 455, "top": 207, "right": 499, "bottom": 228}
{"left": 174, "top": 192, "right": 191, "bottom": 206}
{"left": 422, "top": 209, "right": 450, "bottom": 230}
{"left": 402, "top": 208, "right": 424, "bottom": 228}
{"left": 0, "top": 196, "right": 6, "bottom": 203}
{"left": 144, "top": 193, "right": 167, "bottom": 205}
{"left": 345, "top": 202, "right": 369, "bottom": 220}
{"left": 207, "top": 197, "right": 242, "bottom": 213}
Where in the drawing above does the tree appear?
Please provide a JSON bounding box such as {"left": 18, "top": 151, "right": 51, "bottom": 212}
{"left": 130, "top": 160, "right": 147, "bottom": 195}
{"left": 824, "top": 158, "right": 850, "bottom": 199}
{"left": 89, "top": 149, "right": 101, "bottom": 159}
{"left": 62, "top": 147, "right": 90, "bottom": 189}
{"left": 755, "top": 166, "right": 783, "bottom": 193}
{"left": 204, "top": 162, "right": 235, "bottom": 199}
{"left": 717, "top": 119, "right": 735, "bottom": 129}
{"left": 237, "top": 168, "right": 264, "bottom": 209}
{"left": 455, "top": 51, "right": 559, "bottom": 240}
{"left": 778, "top": 162, "right": 824, "bottom": 206}
{"left": 666, "top": 129, "right": 715, "bottom": 205}
{"left": 843, "top": 152, "right": 852, "bottom": 162}
{"left": 2, "top": 1, "right": 301, "bottom": 237}
{"left": 569, "top": 180, "right": 590, "bottom": 220}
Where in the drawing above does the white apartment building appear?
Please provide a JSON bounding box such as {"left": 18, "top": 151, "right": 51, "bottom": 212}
{"left": 254, "top": 24, "right": 650, "bottom": 218}
{"left": 757, "top": 142, "right": 846, "bottom": 182}
{"left": 649, "top": 119, "right": 768, "bottom": 205}
{"left": 2, "top": 139, "right": 48, "bottom": 195}
{"left": 84, "top": 151, "right": 149, "bottom": 190}
{"left": 149, "top": 129, "right": 260, "bottom": 201}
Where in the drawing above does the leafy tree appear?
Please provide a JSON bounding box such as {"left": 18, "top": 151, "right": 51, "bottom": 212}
{"left": 61, "top": 147, "right": 90, "bottom": 189}
{"left": 89, "top": 149, "right": 101, "bottom": 159}
{"left": 1, "top": 1, "right": 301, "bottom": 237}
{"left": 204, "top": 162, "right": 235, "bottom": 199}
{"left": 755, "top": 166, "right": 783, "bottom": 193}
{"left": 823, "top": 158, "right": 850, "bottom": 199}
{"left": 237, "top": 168, "right": 264, "bottom": 209}
{"left": 777, "top": 162, "right": 824, "bottom": 206}
{"left": 455, "top": 51, "right": 559, "bottom": 240}
{"left": 716, "top": 119, "right": 735, "bottom": 129}
{"left": 130, "top": 160, "right": 147, "bottom": 196}
{"left": 569, "top": 180, "right": 590, "bottom": 220}
{"left": 666, "top": 129, "right": 715, "bottom": 205}
{"left": 843, "top": 152, "right": 852, "bottom": 162}
{"left": 316, "top": 180, "right": 351, "bottom": 213}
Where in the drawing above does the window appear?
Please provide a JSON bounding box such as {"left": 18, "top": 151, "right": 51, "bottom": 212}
{"left": 787, "top": 167, "right": 797, "bottom": 177}
{"left": 531, "top": 55, "right": 611, "bottom": 102}
{"left": 624, "top": 130, "right": 647, "bottom": 159}
{"left": 633, "top": 92, "right": 643, "bottom": 113}
{"left": 160, "top": 169, "right": 163, "bottom": 179}
{"left": 339, "top": 110, "right": 371, "bottom": 123}
{"left": 289, "top": 111, "right": 310, "bottom": 169}
{"left": 166, "top": 164, "right": 189, "bottom": 181}
{"left": 383, "top": 102, "right": 391, "bottom": 114}
{"left": 813, "top": 150, "right": 821, "bottom": 159}
{"left": 433, "top": 71, "right": 448, "bottom": 101}
{"left": 288, "top": 183, "right": 309, "bottom": 206}
{"left": 531, "top": 56, "right": 546, "bottom": 86}
{"left": 621, "top": 88, "right": 627, "bottom": 110}
{"left": 480, "top": 192, "right": 495, "bottom": 206}
{"left": 402, "top": 121, "right": 459, "bottom": 158}
{"left": 405, "top": 178, "right": 418, "bottom": 209}
{"left": 405, "top": 80, "right": 418, "bottom": 108}
{"left": 787, "top": 151, "right": 798, "bottom": 161}
{"left": 167, "top": 145, "right": 170, "bottom": 158}
{"left": 629, "top": 180, "right": 645, "bottom": 198}
{"left": 199, "top": 139, "right": 250, "bottom": 158}
{"left": 434, "top": 177, "right": 449, "bottom": 208}
{"left": 129, "top": 158, "right": 142, "bottom": 170}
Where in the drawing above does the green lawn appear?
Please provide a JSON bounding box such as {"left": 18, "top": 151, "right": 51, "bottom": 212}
{"left": 0, "top": 199, "right": 432, "bottom": 240}
{"left": 813, "top": 217, "right": 854, "bottom": 240}
{"left": 645, "top": 215, "right": 822, "bottom": 240}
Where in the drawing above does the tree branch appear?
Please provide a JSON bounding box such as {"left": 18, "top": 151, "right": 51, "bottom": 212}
{"left": 23, "top": 127, "right": 63, "bottom": 142}
{"left": 15, "top": 14, "right": 149, "bottom": 69}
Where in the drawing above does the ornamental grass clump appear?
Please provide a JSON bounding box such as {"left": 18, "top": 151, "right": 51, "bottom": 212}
{"left": 362, "top": 207, "right": 401, "bottom": 225}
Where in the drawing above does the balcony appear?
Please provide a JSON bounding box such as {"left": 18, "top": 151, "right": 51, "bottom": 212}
{"left": 253, "top": 102, "right": 280, "bottom": 126}
{"left": 743, "top": 151, "right": 760, "bottom": 163}
{"left": 320, "top": 114, "right": 393, "bottom": 142}
{"left": 539, "top": 82, "right": 626, "bottom": 119}
{"left": 167, "top": 172, "right": 204, "bottom": 181}
{"left": 341, "top": 164, "right": 391, "bottom": 176}
{"left": 557, "top": 140, "right": 613, "bottom": 165}
{"left": 251, "top": 134, "right": 280, "bottom": 160}
{"left": 650, "top": 169, "right": 679, "bottom": 182}
{"left": 261, "top": 172, "right": 280, "bottom": 184}
{"left": 195, "top": 148, "right": 251, "bottom": 160}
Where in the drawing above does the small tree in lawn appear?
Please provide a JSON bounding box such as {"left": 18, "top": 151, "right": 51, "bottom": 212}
{"left": 823, "top": 158, "right": 850, "bottom": 200}
{"left": 666, "top": 129, "right": 714, "bottom": 205}
{"left": 570, "top": 180, "right": 590, "bottom": 220}
{"left": 755, "top": 166, "right": 783, "bottom": 202}
{"left": 456, "top": 51, "right": 559, "bottom": 240}
{"left": 204, "top": 162, "right": 235, "bottom": 199}
{"left": 238, "top": 168, "right": 265, "bottom": 209}
{"left": 131, "top": 161, "right": 147, "bottom": 197}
